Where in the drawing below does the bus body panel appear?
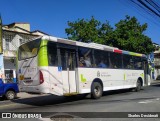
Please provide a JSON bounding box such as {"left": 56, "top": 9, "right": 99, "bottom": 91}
{"left": 18, "top": 57, "right": 39, "bottom": 86}
{"left": 19, "top": 65, "right": 50, "bottom": 93}
{"left": 77, "top": 68, "right": 144, "bottom": 94}
{"left": 49, "top": 67, "right": 63, "bottom": 95}
{"left": 61, "top": 71, "right": 69, "bottom": 94}
{"left": 19, "top": 82, "right": 50, "bottom": 93}
{"left": 68, "top": 71, "right": 77, "bottom": 93}
{"left": 124, "top": 70, "right": 144, "bottom": 88}
{"left": 61, "top": 70, "right": 77, "bottom": 94}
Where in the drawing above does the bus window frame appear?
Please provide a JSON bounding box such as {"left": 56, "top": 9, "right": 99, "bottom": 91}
{"left": 122, "top": 54, "right": 145, "bottom": 70}
{"left": 78, "top": 46, "right": 94, "bottom": 68}
{"left": 57, "top": 43, "right": 78, "bottom": 70}
{"left": 47, "top": 41, "right": 58, "bottom": 67}
{"left": 132, "top": 56, "right": 143, "bottom": 70}
{"left": 108, "top": 52, "right": 123, "bottom": 69}
{"left": 93, "top": 49, "right": 109, "bottom": 68}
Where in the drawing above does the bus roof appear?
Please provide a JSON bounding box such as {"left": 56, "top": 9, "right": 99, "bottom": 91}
{"left": 39, "top": 36, "right": 146, "bottom": 58}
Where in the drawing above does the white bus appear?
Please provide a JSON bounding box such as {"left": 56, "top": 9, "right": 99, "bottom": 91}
{"left": 18, "top": 36, "right": 150, "bottom": 99}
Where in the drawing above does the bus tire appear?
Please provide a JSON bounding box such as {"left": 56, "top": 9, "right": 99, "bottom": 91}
{"left": 5, "top": 90, "right": 16, "bottom": 100}
{"left": 135, "top": 80, "right": 142, "bottom": 92}
{"left": 91, "top": 82, "right": 102, "bottom": 99}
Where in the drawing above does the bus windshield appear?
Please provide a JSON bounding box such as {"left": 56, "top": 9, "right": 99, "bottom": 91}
{"left": 18, "top": 39, "right": 41, "bottom": 60}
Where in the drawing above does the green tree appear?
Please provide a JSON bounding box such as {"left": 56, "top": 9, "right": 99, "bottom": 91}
{"left": 65, "top": 16, "right": 154, "bottom": 54}
{"left": 65, "top": 16, "right": 113, "bottom": 44}
{"left": 113, "top": 15, "right": 154, "bottom": 54}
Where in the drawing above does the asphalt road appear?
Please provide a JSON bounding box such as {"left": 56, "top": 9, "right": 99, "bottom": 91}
{"left": 0, "top": 84, "right": 160, "bottom": 121}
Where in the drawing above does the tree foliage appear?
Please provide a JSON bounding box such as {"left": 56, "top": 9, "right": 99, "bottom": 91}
{"left": 65, "top": 16, "right": 155, "bottom": 54}
{"left": 65, "top": 16, "right": 113, "bottom": 44}
{"left": 113, "top": 15, "right": 154, "bottom": 54}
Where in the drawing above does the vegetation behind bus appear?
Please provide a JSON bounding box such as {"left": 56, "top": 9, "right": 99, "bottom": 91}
{"left": 65, "top": 15, "right": 154, "bottom": 54}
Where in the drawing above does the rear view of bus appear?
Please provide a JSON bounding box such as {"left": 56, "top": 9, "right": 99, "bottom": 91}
{"left": 18, "top": 38, "right": 49, "bottom": 94}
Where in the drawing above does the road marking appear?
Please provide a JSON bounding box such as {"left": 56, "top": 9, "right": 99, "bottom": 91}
{"left": 138, "top": 98, "right": 160, "bottom": 104}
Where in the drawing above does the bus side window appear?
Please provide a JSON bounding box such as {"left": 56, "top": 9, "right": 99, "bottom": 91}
{"left": 48, "top": 42, "right": 58, "bottom": 66}
{"left": 49, "top": 53, "right": 58, "bottom": 66}
{"left": 60, "top": 49, "right": 67, "bottom": 70}
{"left": 133, "top": 56, "right": 142, "bottom": 69}
{"left": 68, "top": 51, "right": 76, "bottom": 70}
{"left": 123, "top": 55, "right": 134, "bottom": 69}
{"left": 78, "top": 47, "right": 93, "bottom": 68}
{"left": 109, "top": 52, "right": 122, "bottom": 69}
{"left": 94, "top": 50, "right": 109, "bottom": 68}
{"left": 79, "top": 57, "right": 86, "bottom": 67}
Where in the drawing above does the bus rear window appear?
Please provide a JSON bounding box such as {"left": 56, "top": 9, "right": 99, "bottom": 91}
{"left": 18, "top": 39, "right": 41, "bottom": 60}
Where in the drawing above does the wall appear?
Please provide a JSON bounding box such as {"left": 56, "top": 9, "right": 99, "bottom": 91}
{"left": 4, "top": 58, "right": 16, "bottom": 70}
{"left": 15, "top": 23, "right": 30, "bottom": 32}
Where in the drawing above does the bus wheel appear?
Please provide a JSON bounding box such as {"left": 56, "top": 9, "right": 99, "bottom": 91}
{"left": 5, "top": 90, "right": 16, "bottom": 100}
{"left": 135, "top": 80, "right": 141, "bottom": 92}
{"left": 91, "top": 82, "right": 102, "bottom": 99}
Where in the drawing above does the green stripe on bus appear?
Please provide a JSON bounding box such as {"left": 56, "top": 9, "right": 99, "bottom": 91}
{"left": 124, "top": 73, "right": 126, "bottom": 80}
{"left": 38, "top": 40, "right": 48, "bottom": 66}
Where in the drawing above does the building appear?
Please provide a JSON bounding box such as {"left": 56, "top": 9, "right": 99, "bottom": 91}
{"left": 153, "top": 43, "right": 160, "bottom": 80}
{"left": 0, "top": 22, "right": 47, "bottom": 83}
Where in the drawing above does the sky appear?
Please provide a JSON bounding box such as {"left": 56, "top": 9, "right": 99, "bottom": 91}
{"left": 0, "top": 0, "right": 160, "bottom": 44}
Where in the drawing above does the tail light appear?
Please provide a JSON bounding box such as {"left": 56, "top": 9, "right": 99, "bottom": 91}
{"left": 39, "top": 70, "right": 44, "bottom": 84}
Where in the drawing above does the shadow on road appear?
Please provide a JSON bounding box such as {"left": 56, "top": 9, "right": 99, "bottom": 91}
{"left": 151, "top": 83, "right": 160, "bottom": 87}
{"left": 9, "top": 87, "right": 157, "bottom": 107}
{"left": 0, "top": 97, "right": 5, "bottom": 101}
{"left": 11, "top": 94, "right": 88, "bottom": 105}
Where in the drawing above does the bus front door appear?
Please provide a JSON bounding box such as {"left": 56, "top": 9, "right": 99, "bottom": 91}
{"left": 60, "top": 48, "right": 77, "bottom": 94}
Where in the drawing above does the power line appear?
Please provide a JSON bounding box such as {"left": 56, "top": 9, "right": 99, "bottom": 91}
{"left": 121, "top": 0, "right": 160, "bottom": 27}
{"left": 130, "top": 0, "right": 160, "bottom": 20}
{"left": 128, "top": 0, "right": 160, "bottom": 29}
{"left": 139, "top": 0, "right": 160, "bottom": 17}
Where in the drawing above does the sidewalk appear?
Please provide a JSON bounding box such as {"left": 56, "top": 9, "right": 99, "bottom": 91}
{"left": 150, "top": 79, "right": 160, "bottom": 85}
{"left": 17, "top": 92, "right": 48, "bottom": 99}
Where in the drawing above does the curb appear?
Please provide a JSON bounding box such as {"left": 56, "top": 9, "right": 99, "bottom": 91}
{"left": 150, "top": 80, "right": 160, "bottom": 85}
